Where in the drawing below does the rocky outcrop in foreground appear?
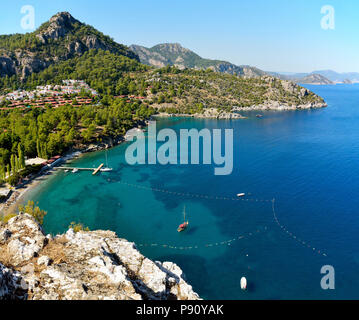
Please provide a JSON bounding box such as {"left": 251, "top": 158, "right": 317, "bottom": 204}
{"left": 0, "top": 214, "right": 200, "bottom": 300}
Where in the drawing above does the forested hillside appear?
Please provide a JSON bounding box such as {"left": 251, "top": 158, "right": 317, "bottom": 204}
{"left": 0, "top": 12, "right": 326, "bottom": 187}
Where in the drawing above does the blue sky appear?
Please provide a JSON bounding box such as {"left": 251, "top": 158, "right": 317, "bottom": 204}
{"left": 1, "top": 0, "right": 358, "bottom": 73}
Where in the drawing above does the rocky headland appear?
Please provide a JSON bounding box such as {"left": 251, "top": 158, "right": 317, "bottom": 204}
{"left": 153, "top": 99, "right": 327, "bottom": 120}
{"left": 0, "top": 213, "right": 200, "bottom": 300}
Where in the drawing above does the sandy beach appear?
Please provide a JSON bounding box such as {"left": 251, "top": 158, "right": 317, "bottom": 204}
{"left": 0, "top": 151, "right": 84, "bottom": 219}
{"left": 0, "top": 125, "right": 143, "bottom": 220}
{"left": 0, "top": 171, "right": 56, "bottom": 217}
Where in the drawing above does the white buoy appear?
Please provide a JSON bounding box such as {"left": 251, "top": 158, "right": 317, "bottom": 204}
{"left": 240, "top": 277, "right": 247, "bottom": 291}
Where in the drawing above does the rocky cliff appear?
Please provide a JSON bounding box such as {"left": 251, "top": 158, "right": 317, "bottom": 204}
{"left": 0, "top": 213, "right": 200, "bottom": 300}
{"left": 0, "top": 12, "right": 138, "bottom": 79}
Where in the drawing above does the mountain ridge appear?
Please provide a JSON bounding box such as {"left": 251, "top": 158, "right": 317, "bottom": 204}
{"left": 130, "top": 43, "right": 266, "bottom": 78}
{"left": 0, "top": 12, "right": 327, "bottom": 112}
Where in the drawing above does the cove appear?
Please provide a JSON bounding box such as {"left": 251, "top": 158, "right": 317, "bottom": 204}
{"left": 23, "top": 84, "right": 359, "bottom": 300}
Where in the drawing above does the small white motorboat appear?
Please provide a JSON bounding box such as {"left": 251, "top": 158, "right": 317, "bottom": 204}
{"left": 237, "top": 193, "right": 246, "bottom": 198}
{"left": 240, "top": 277, "right": 247, "bottom": 290}
{"left": 72, "top": 168, "right": 79, "bottom": 173}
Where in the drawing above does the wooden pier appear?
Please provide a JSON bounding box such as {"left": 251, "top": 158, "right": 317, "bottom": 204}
{"left": 56, "top": 163, "right": 104, "bottom": 175}
{"left": 92, "top": 164, "right": 104, "bottom": 176}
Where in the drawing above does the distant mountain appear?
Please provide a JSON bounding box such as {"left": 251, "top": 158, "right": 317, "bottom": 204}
{"left": 268, "top": 72, "right": 333, "bottom": 84}
{"left": 311, "top": 70, "right": 359, "bottom": 83}
{"left": 297, "top": 74, "right": 334, "bottom": 85}
{"left": 0, "top": 12, "right": 138, "bottom": 79}
{"left": 130, "top": 43, "right": 266, "bottom": 78}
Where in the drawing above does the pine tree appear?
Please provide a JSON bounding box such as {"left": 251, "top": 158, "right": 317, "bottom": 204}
{"left": 10, "top": 154, "right": 15, "bottom": 174}
{"left": 0, "top": 166, "right": 5, "bottom": 182}
{"left": 39, "top": 142, "right": 47, "bottom": 160}
{"left": 18, "top": 144, "right": 25, "bottom": 169}
{"left": 14, "top": 155, "right": 19, "bottom": 173}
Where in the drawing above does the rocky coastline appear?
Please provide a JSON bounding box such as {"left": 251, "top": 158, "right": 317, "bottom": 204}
{"left": 153, "top": 110, "right": 246, "bottom": 120}
{"left": 0, "top": 213, "right": 200, "bottom": 300}
{"left": 153, "top": 101, "right": 327, "bottom": 120}
{"left": 233, "top": 101, "right": 327, "bottom": 111}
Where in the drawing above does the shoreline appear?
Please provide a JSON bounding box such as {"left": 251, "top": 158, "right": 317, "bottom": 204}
{"left": 0, "top": 173, "right": 53, "bottom": 216}
{"left": 0, "top": 120, "right": 146, "bottom": 218}
{"left": 0, "top": 144, "right": 119, "bottom": 218}
{"left": 0, "top": 100, "right": 326, "bottom": 218}
{"left": 0, "top": 151, "right": 84, "bottom": 217}
{"left": 152, "top": 102, "right": 328, "bottom": 120}
{"left": 232, "top": 101, "right": 327, "bottom": 111}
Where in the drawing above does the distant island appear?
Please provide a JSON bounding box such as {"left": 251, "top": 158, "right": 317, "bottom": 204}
{"left": 268, "top": 70, "right": 359, "bottom": 85}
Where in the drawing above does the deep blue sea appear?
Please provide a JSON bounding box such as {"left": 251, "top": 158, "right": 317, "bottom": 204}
{"left": 23, "top": 84, "right": 359, "bottom": 299}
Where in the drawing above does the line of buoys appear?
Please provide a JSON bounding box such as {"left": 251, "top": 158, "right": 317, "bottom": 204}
{"left": 271, "top": 199, "right": 328, "bottom": 257}
{"left": 117, "top": 180, "right": 272, "bottom": 203}
{"left": 117, "top": 180, "right": 328, "bottom": 257}
{"left": 137, "top": 227, "right": 268, "bottom": 251}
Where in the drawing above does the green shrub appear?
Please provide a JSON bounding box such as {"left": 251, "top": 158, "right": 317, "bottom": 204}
{"left": 18, "top": 200, "right": 47, "bottom": 225}
{"left": 1, "top": 213, "right": 17, "bottom": 224}
{"left": 69, "top": 222, "right": 90, "bottom": 233}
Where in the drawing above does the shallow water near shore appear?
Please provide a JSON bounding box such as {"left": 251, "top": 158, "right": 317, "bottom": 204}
{"left": 23, "top": 84, "right": 359, "bottom": 299}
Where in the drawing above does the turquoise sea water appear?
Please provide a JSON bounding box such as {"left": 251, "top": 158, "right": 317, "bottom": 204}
{"left": 24, "top": 84, "right": 359, "bottom": 300}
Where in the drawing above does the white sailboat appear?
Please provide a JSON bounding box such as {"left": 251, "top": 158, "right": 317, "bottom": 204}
{"left": 177, "top": 206, "right": 189, "bottom": 232}
{"left": 101, "top": 150, "right": 113, "bottom": 172}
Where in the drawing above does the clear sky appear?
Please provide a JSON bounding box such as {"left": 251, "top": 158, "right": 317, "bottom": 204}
{"left": 1, "top": 0, "right": 358, "bottom": 73}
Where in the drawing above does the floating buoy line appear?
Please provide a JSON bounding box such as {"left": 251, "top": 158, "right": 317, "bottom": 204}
{"left": 117, "top": 180, "right": 272, "bottom": 203}
{"left": 271, "top": 199, "right": 327, "bottom": 257}
{"left": 137, "top": 227, "right": 268, "bottom": 251}
{"left": 116, "top": 180, "right": 328, "bottom": 257}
